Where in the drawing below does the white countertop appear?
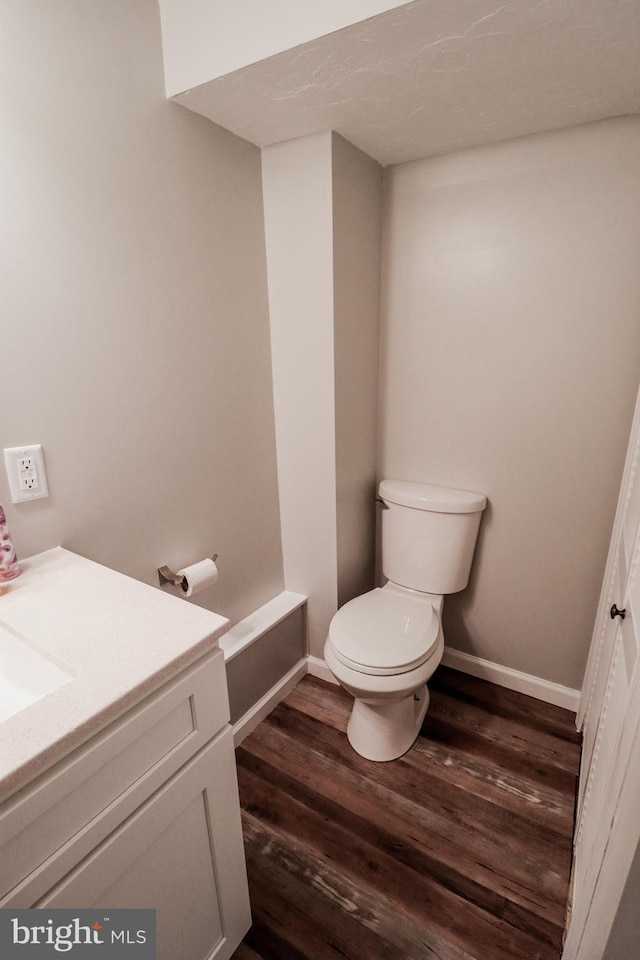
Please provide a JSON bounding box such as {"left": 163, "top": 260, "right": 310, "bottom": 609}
{"left": 0, "top": 547, "right": 229, "bottom": 801}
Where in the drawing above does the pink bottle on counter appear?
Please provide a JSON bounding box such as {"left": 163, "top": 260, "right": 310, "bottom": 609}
{"left": 0, "top": 505, "right": 19, "bottom": 580}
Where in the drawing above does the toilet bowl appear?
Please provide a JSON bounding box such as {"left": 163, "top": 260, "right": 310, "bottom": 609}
{"left": 324, "top": 584, "right": 444, "bottom": 761}
{"left": 325, "top": 478, "right": 486, "bottom": 762}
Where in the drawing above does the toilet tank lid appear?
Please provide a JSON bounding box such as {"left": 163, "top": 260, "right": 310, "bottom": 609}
{"left": 379, "top": 479, "right": 487, "bottom": 514}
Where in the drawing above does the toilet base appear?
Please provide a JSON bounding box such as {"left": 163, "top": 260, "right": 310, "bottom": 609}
{"left": 347, "top": 684, "right": 430, "bottom": 762}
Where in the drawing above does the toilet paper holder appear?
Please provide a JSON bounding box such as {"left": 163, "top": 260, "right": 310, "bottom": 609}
{"left": 158, "top": 554, "right": 218, "bottom": 588}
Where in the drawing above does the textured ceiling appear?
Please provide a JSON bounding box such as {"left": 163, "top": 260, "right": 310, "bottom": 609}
{"left": 173, "top": 0, "right": 640, "bottom": 166}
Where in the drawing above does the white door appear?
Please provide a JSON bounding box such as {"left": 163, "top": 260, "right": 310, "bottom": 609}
{"left": 564, "top": 387, "right": 640, "bottom": 960}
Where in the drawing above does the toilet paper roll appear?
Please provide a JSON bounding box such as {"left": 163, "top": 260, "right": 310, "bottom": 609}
{"left": 177, "top": 558, "right": 219, "bottom": 597}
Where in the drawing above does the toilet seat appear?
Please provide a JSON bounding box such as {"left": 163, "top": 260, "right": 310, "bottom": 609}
{"left": 328, "top": 587, "right": 440, "bottom": 677}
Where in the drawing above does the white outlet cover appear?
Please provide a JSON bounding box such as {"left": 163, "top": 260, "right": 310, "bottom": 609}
{"left": 3, "top": 444, "right": 49, "bottom": 503}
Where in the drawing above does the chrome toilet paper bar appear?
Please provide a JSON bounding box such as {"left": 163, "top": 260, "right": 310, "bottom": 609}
{"left": 158, "top": 554, "right": 218, "bottom": 588}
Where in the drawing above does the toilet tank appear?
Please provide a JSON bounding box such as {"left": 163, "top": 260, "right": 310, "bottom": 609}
{"left": 379, "top": 480, "right": 487, "bottom": 594}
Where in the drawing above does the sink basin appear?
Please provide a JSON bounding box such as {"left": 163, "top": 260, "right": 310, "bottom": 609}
{"left": 0, "top": 622, "right": 72, "bottom": 723}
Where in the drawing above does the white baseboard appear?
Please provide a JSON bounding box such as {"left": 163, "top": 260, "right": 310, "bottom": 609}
{"left": 441, "top": 647, "right": 580, "bottom": 713}
{"left": 232, "top": 657, "right": 308, "bottom": 747}
{"left": 311, "top": 649, "right": 580, "bottom": 712}
{"left": 232, "top": 646, "right": 580, "bottom": 749}
{"left": 306, "top": 655, "right": 339, "bottom": 685}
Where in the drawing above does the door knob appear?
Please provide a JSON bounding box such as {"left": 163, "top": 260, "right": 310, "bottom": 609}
{"left": 610, "top": 603, "right": 626, "bottom": 620}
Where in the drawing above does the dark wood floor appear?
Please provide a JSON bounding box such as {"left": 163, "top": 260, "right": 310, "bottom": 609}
{"left": 232, "top": 667, "right": 581, "bottom": 960}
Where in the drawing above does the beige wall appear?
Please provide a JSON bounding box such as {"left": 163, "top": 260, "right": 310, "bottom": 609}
{"left": 225, "top": 606, "right": 306, "bottom": 724}
{"left": 262, "top": 132, "right": 382, "bottom": 657}
{"left": 380, "top": 118, "right": 640, "bottom": 689}
{"left": 0, "top": 0, "right": 283, "bottom": 627}
{"left": 262, "top": 132, "right": 338, "bottom": 657}
{"left": 332, "top": 134, "right": 383, "bottom": 608}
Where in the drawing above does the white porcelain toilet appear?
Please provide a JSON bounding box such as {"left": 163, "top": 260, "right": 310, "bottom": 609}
{"left": 324, "top": 479, "right": 486, "bottom": 762}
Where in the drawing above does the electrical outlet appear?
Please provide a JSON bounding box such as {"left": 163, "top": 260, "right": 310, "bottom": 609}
{"left": 3, "top": 444, "right": 49, "bottom": 503}
{"left": 18, "top": 456, "right": 38, "bottom": 491}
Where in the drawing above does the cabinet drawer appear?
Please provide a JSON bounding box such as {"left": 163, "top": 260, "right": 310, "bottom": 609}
{"left": 0, "top": 649, "right": 228, "bottom": 904}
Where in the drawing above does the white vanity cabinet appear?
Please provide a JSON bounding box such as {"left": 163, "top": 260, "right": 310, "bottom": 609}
{"left": 0, "top": 648, "right": 251, "bottom": 960}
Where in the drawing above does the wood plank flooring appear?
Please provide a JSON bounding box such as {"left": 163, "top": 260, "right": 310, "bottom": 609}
{"left": 232, "top": 667, "right": 581, "bottom": 960}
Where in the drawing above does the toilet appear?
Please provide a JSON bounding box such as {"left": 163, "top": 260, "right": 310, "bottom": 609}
{"left": 325, "top": 479, "right": 486, "bottom": 761}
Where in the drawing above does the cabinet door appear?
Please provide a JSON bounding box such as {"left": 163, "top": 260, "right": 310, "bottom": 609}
{"left": 37, "top": 729, "right": 251, "bottom": 960}
{"left": 1, "top": 650, "right": 229, "bottom": 906}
